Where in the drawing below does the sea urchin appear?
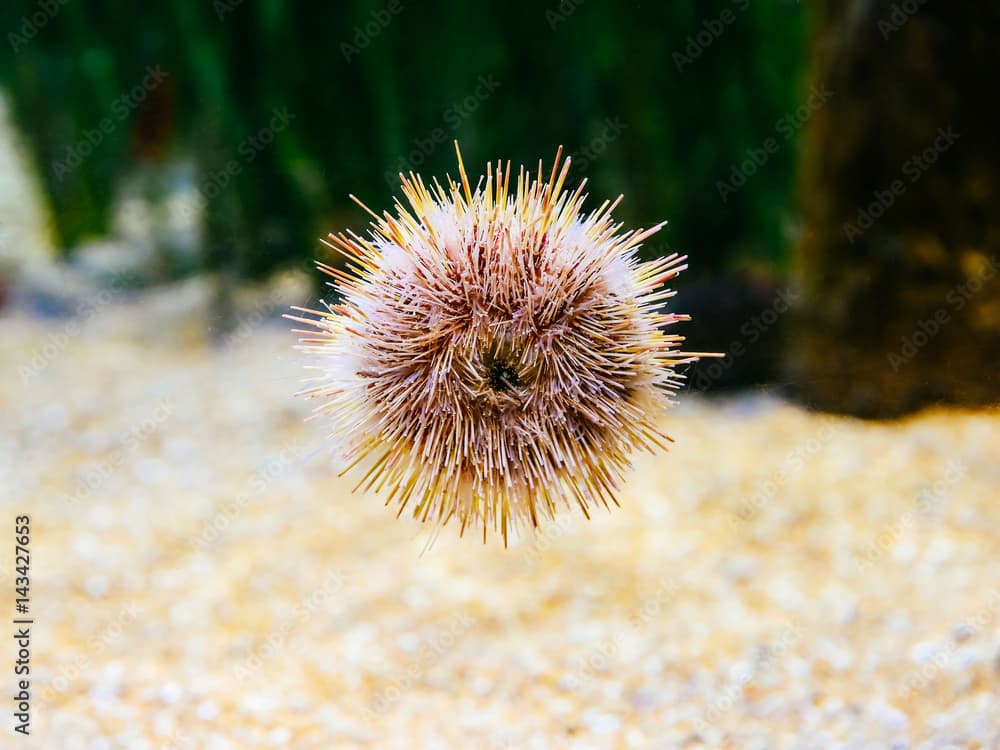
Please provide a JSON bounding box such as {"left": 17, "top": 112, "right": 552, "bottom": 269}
{"left": 290, "top": 144, "right": 710, "bottom": 544}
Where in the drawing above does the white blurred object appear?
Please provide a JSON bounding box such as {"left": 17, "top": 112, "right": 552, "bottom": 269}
{"left": 0, "top": 88, "right": 56, "bottom": 277}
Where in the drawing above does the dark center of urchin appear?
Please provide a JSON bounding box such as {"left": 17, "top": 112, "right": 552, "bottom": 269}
{"left": 487, "top": 360, "right": 520, "bottom": 392}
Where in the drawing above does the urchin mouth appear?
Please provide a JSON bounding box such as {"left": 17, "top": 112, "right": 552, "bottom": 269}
{"left": 480, "top": 339, "right": 524, "bottom": 396}
{"left": 487, "top": 360, "right": 520, "bottom": 392}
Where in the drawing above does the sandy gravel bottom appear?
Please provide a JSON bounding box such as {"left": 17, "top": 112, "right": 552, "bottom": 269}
{"left": 2, "top": 306, "right": 999, "bottom": 749}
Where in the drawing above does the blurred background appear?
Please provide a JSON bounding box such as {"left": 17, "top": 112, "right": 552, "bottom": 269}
{"left": 2, "top": 2, "right": 999, "bottom": 747}
{"left": 1, "top": 0, "right": 998, "bottom": 415}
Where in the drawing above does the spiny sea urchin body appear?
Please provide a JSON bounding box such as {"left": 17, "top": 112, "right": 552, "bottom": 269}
{"left": 292, "top": 145, "right": 706, "bottom": 544}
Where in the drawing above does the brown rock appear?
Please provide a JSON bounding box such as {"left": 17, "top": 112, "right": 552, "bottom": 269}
{"left": 790, "top": 1, "right": 1000, "bottom": 417}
